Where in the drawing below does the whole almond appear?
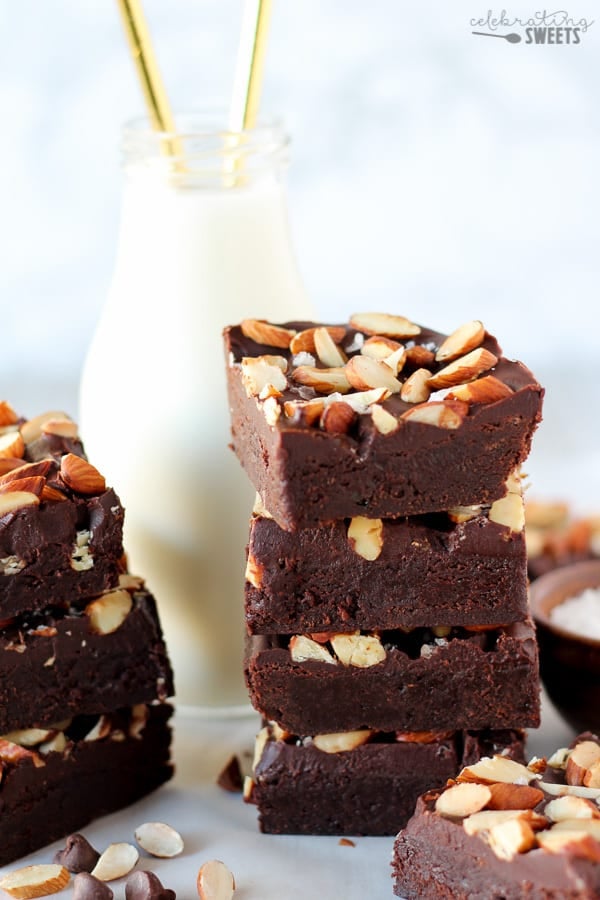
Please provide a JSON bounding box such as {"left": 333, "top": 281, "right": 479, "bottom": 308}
{"left": 320, "top": 401, "right": 356, "bottom": 435}
{"left": 0, "top": 460, "right": 53, "bottom": 484}
{"left": 487, "top": 783, "right": 544, "bottom": 810}
{"left": 60, "top": 454, "right": 106, "bottom": 495}
{"left": 0, "top": 476, "right": 45, "bottom": 497}
{"left": 449, "top": 375, "right": 513, "bottom": 404}
{"left": 196, "top": 860, "right": 235, "bottom": 900}
{"left": 240, "top": 319, "right": 296, "bottom": 348}
{"left": 428, "top": 347, "right": 498, "bottom": 390}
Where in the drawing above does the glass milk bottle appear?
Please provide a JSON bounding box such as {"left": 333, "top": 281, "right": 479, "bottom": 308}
{"left": 80, "top": 114, "right": 313, "bottom": 708}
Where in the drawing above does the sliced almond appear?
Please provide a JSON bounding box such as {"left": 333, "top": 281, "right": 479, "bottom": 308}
{"left": 435, "top": 782, "right": 492, "bottom": 819}
{"left": 400, "top": 401, "right": 463, "bottom": 429}
{"left": 289, "top": 326, "right": 346, "bottom": 355}
{"left": 382, "top": 346, "right": 406, "bottom": 376}
{"left": 435, "top": 320, "right": 485, "bottom": 362}
{"left": 313, "top": 730, "right": 373, "bottom": 753}
{"left": 487, "top": 816, "right": 536, "bottom": 860}
{"left": 330, "top": 633, "right": 386, "bottom": 667}
{"left": 0, "top": 401, "right": 18, "bottom": 427}
{"left": 0, "top": 864, "right": 69, "bottom": 899}
{"left": 252, "top": 726, "right": 270, "bottom": 771}
{"left": 566, "top": 740, "right": 600, "bottom": 786}
{"left": 552, "top": 819, "right": 600, "bottom": 838}
{"left": 400, "top": 368, "right": 432, "bottom": 404}
{"left": 449, "top": 375, "right": 513, "bottom": 405}
{"left": 487, "top": 782, "right": 544, "bottom": 810}
{"left": 41, "top": 485, "right": 67, "bottom": 502}
{"left": 91, "top": 843, "right": 139, "bottom": 882}
{"left": 41, "top": 418, "right": 79, "bottom": 438}
{"left": 448, "top": 505, "right": 482, "bottom": 524}
{"left": 85, "top": 589, "right": 132, "bottom": 635}
{"left": 0, "top": 460, "right": 53, "bottom": 484}
{"left": 83, "top": 715, "right": 112, "bottom": 742}
{"left": 540, "top": 781, "right": 600, "bottom": 800}
{"left": 240, "top": 356, "right": 288, "bottom": 398}
{"left": 60, "top": 454, "right": 106, "bottom": 495}
{"left": 345, "top": 356, "right": 401, "bottom": 393}
{"left": 289, "top": 635, "right": 337, "bottom": 665}
{"left": 0, "top": 739, "right": 45, "bottom": 768}
{"left": 405, "top": 345, "right": 435, "bottom": 368}
{"left": 395, "top": 731, "right": 454, "bottom": 744}
{"left": 584, "top": 760, "right": 600, "bottom": 789}
{"left": 457, "top": 755, "right": 534, "bottom": 785}
{"left": 292, "top": 365, "right": 351, "bottom": 395}
{"left": 283, "top": 398, "right": 325, "bottom": 425}
{"left": 314, "top": 327, "right": 346, "bottom": 367}
{"left": 134, "top": 821, "right": 184, "bottom": 858}
{"left": 428, "top": 347, "right": 498, "bottom": 390}
{"left": 242, "top": 776, "right": 255, "bottom": 801}
{"left": 1, "top": 728, "right": 53, "bottom": 747}
{"left": 371, "top": 404, "right": 399, "bottom": 435}
{"left": 489, "top": 494, "right": 525, "bottom": 533}
{"left": 240, "top": 319, "right": 296, "bottom": 348}
{"left": 464, "top": 809, "right": 547, "bottom": 836}
{"left": 361, "top": 336, "right": 403, "bottom": 360}
{"left": 0, "top": 431, "right": 25, "bottom": 459}
{"left": 38, "top": 732, "right": 67, "bottom": 755}
{"left": 269, "top": 721, "right": 291, "bottom": 741}
{"left": 546, "top": 795, "right": 600, "bottom": 822}
{"left": 258, "top": 383, "right": 283, "bottom": 401}
{"left": 0, "top": 476, "right": 44, "bottom": 497}
{"left": 347, "top": 516, "right": 384, "bottom": 561}
{"left": 349, "top": 312, "right": 421, "bottom": 338}
{"left": 196, "top": 859, "right": 235, "bottom": 900}
{"left": 245, "top": 554, "right": 264, "bottom": 589}
{"left": 0, "top": 491, "right": 40, "bottom": 517}
{"left": 341, "top": 388, "right": 390, "bottom": 413}
{"left": 262, "top": 396, "right": 281, "bottom": 426}
{"left": 20, "top": 411, "right": 70, "bottom": 445}
{"left": 537, "top": 829, "right": 600, "bottom": 860}
{"left": 320, "top": 401, "right": 356, "bottom": 435}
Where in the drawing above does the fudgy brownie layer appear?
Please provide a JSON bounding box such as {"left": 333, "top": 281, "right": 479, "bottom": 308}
{"left": 245, "top": 621, "right": 540, "bottom": 733}
{"left": 246, "top": 510, "right": 527, "bottom": 633}
{"left": 0, "top": 583, "right": 173, "bottom": 732}
{"left": 248, "top": 728, "right": 525, "bottom": 836}
{"left": 0, "top": 704, "right": 173, "bottom": 866}
{"left": 0, "top": 456, "right": 124, "bottom": 618}
{"left": 225, "top": 321, "right": 543, "bottom": 530}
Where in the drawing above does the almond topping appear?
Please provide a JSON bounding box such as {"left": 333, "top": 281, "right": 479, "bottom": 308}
{"left": 240, "top": 319, "right": 296, "bottom": 348}
{"left": 349, "top": 312, "right": 421, "bottom": 337}
{"left": 289, "top": 635, "right": 337, "bottom": 665}
{"left": 448, "top": 505, "right": 482, "bottom": 524}
{"left": 0, "top": 458, "right": 24, "bottom": 476}
{"left": 545, "top": 795, "right": 600, "bottom": 822}
{"left": 19, "top": 411, "right": 71, "bottom": 445}
{"left": 435, "top": 320, "right": 485, "bottom": 362}
{"left": 463, "top": 809, "right": 547, "bottom": 836}
{"left": 244, "top": 554, "right": 264, "bottom": 589}
{"left": 0, "top": 739, "right": 45, "bottom": 767}
{"left": 0, "top": 865, "right": 70, "bottom": 899}
{"left": 383, "top": 346, "right": 407, "bottom": 375}
{"left": 405, "top": 345, "right": 435, "bottom": 368}
{"left": 347, "top": 516, "right": 384, "bottom": 561}
{"left": 91, "top": 843, "right": 139, "bottom": 882}
{"left": 345, "top": 356, "right": 401, "bottom": 393}
{"left": 312, "top": 730, "right": 373, "bottom": 753}
{"left": 329, "top": 633, "right": 386, "bottom": 667}
{"left": 283, "top": 398, "right": 325, "bottom": 425}
{"left": 487, "top": 782, "right": 544, "bottom": 810}
{"left": 1, "top": 728, "right": 54, "bottom": 747}
{"left": 240, "top": 355, "right": 288, "bottom": 398}
{"left": 487, "top": 816, "right": 536, "bottom": 860}
{"left": 314, "top": 327, "right": 347, "bottom": 367}
{"left": 85, "top": 589, "right": 132, "bottom": 635}
{"left": 489, "top": 493, "right": 525, "bottom": 533}
{"left": 289, "top": 326, "right": 347, "bottom": 354}
{"left": 41, "top": 418, "right": 79, "bottom": 438}
{"left": 584, "top": 760, "right": 600, "bottom": 789}
{"left": 435, "top": 782, "right": 492, "bottom": 818}
{"left": 400, "top": 368, "right": 432, "bottom": 404}
{"left": 449, "top": 375, "right": 513, "bottom": 405}
{"left": 0, "top": 460, "right": 53, "bottom": 484}
{"left": 340, "top": 388, "right": 390, "bottom": 413}
{"left": 196, "top": 859, "right": 235, "bottom": 900}
{"left": 566, "top": 740, "right": 600, "bottom": 787}
{"left": 0, "top": 477, "right": 44, "bottom": 497}
{"left": 60, "top": 454, "right": 106, "bottom": 495}
{"left": 320, "top": 401, "right": 356, "bottom": 435}
{"left": 371, "top": 404, "right": 399, "bottom": 435}
{"left": 0, "top": 401, "right": 18, "bottom": 427}
{"left": 552, "top": 819, "right": 600, "bottom": 839}
{"left": 292, "top": 365, "right": 351, "bottom": 395}
{"left": 400, "top": 401, "right": 463, "bottom": 429}
{"left": 134, "top": 822, "right": 184, "bottom": 858}
{"left": 262, "top": 396, "right": 281, "bottom": 426}
{"left": 0, "top": 491, "right": 40, "bottom": 517}
{"left": 428, "top": 347, "right": 498, "bottom": 390}
{"left": 0, "top": 431, "right": 25, "bottom": 460}
{"left": 457, "top": 755, "right": 534, "bottom": 785}
{"left": 361, "top": 336, "right": 403, "bottom": 360}
{"left": 536, "top": 829, "right": 600, "bottom": 860}
{"left": 252, "top": 726, "right": 270, "bottom": 770}
{"left": 41, "top": 485, "right": 67, "bottom": 503}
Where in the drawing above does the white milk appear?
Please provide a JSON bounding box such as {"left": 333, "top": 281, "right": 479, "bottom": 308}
{"left": 79, "top": 121, "right": 314, "bottom": 707}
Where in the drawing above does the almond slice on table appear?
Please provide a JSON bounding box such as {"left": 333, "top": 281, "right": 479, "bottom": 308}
{"left": 91, "top": 843, "right": 139, "bottom": 882}
{"left": 400, "top": 401, "right": 463, "bottom": 430}
{"left": 345, "top": 356, "right": 401, "bottom": 393}
{"left": 457, "top": 755, "right": 534, "bottom": 785}
{"left": 313, "top": 730, "right": 373, "bottom": 753}
{"left": 427, "top": 347, "right": 498, "bottom": 390}
{"left": 435, "top": 782, "right": 492, "bottom": 818}
{"left": 289, "top": 634, "right": 337, "bottom": 665}
{"left": 0, "top": 864, "right": 70, "bottom": 899}
{"left": 313, "top": 327, "right": 347, "bottom": 367}
{"left": 240, "top": 319, "right": 296, "bottom": 348}
{"left": 196, "top": 859, "right": 235, "bottom": 900}
{"left": 347, "top": 516, "right": 384, "bottom": 561}
{"left": 329, "top": 632, "right": 386, "bottom": 667}
{"left": 240, "top": 356, "right": 288, "bottom": 397}
{"left": 134, "top": 821, "right": 184, "bottom": 858}
{"left": 400, "top": 368, "right": 432, "bottom": 404}
{"left": 85, "top": 589, "right": 132, "bottom": 635}
{"left": 489, "top": 494, "right": 525, "bottom": 533}
{"left": 449, "top": 375, "right": 513, "bottom": 405}
{"left": 435, "top": 320, "right": 485, "bottom": 362}
{"left": 371, "top": 404, "right": 399, "bottom": 435}
{"left": 291, "top": 365, "right": 351, "bottom": 395}
{"left": 349, "top": 312, "right": 421, "bottom": 337}
{"left": 60, "top": 454, "right": 106, "bottom": 495}
{"left": 0, "top": 430, "right": 25, "bottom": 459}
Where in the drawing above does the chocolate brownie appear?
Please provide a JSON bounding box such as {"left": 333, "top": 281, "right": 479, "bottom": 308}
{"left": 0, "top": 704, "right": 172, "bottom": 866}
{"left": 0, "top": 452, "right": 124, "bottom": 619}
{"left": 224, "top": 316, "right": 543, "bottom": 530}
{"left": 392, "top": 733, "right": 600, "bottom": 899}
{"left": 246, "top": 506, "right": 528, "bottom": 633}
{"left": 245, "top": 620, "right": 540, "bottom": 733}
{"left": 0, "top": 576, "right": 173, "bottom": 732}
{"left": 246, "top": 723, "right": 525, "bottom": 835}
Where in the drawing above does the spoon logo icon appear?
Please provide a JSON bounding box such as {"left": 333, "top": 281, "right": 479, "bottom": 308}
{"left": 472, "top": 30, "right": 522, "bottom": 43}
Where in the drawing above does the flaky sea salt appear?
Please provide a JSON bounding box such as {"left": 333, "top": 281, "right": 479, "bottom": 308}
{"left": 550, "top": 587, "right": 600, "bottom": 640}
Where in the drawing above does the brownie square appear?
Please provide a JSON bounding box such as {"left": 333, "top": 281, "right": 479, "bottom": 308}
{"left": 224, "top": 318, "right": 543, "bottom": 530}
{"left": 245, "top": 620, "right": 540, "bottom": 734}
{"left": 246, "top": 507, "right": 528, "bottom": 634}
{"left": 246, "top": 725, "right": 525, "bottom": 836}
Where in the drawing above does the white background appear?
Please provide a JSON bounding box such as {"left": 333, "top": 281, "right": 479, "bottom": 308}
{"left": 1, "top": 0, "right": 599, "bottom": 499}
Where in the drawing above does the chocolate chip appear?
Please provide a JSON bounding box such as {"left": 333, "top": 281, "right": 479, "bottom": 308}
{"left": 73, "top": 872, "right": 114, "bottom": 900}
{"left": 216, "top": 754, "right": 243, "bottom": 793}
{"left": 125, "top": 870, "right": 176, "bottom": 900}
{"left": 53, "top": 833, "right": 101, "bottom": 873}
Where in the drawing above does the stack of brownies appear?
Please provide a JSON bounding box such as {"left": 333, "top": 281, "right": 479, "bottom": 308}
{"left": 224, "top": 312, "right": 544, "bottom": 835}
{"left": 0, "top": 403, "right": 173, "bottom": 864}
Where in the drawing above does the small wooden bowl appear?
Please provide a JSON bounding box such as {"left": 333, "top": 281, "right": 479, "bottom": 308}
{"left": 530, "top": 560, "right": 600, "bottom": 734}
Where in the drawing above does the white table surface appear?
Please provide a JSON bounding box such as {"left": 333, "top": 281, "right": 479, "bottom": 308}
{"left": 0, "top": 693, "right": 577, "bottom": 900}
